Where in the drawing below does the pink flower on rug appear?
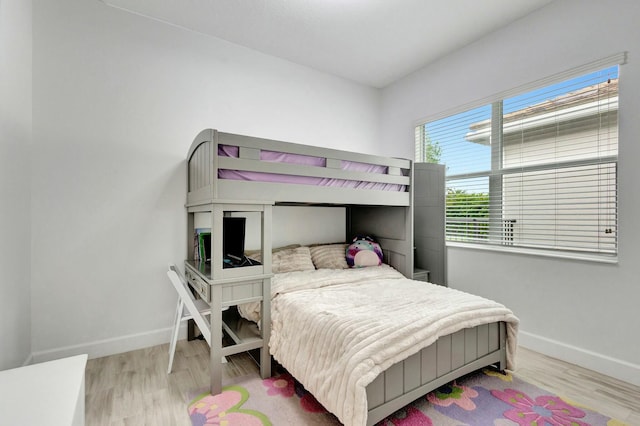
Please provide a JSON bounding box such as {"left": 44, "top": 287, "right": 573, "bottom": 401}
{"left": 384, "top": 406, "right": 433, "bottom": 426}
{"left": 427, "top": 381, "right": 479, "bottom": 410}
{"left": 188, "top": 386, "right": 270, "bottom": 426}
{"left": 492, "top": 388, "right": 588, "bottom": 426}
{"left": 262, "top": 373, "right": 295, "bottom": 398}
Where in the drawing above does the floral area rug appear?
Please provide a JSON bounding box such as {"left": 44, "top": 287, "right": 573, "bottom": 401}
{"left": 187, "top": 368, "right": 627, "bottom": 426}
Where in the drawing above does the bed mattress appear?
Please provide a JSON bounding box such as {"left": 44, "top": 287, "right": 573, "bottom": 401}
{"left": 218, "top": 144, "right": 406, "bottom": 191}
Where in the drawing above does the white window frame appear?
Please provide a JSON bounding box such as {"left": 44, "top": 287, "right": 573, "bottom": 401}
{"left": 415, "top": 53, "right": 626, "bottom": 263}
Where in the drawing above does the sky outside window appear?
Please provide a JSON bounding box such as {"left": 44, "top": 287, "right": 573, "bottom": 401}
{"left": 421, "top": 65, "right": 619, "bottom": 187}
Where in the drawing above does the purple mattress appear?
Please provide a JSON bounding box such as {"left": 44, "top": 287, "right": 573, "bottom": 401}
{"left": 217, "top": 145, "right": 405, "bottom": 191}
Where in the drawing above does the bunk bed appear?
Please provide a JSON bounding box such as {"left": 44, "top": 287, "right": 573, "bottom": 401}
{"left": 184, "top": 128, "right": 518, "bottom": 426}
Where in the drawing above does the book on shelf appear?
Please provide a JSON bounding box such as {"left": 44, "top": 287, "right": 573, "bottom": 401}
{"left": 194, "top": 228, "right": 211, "bottom": 262}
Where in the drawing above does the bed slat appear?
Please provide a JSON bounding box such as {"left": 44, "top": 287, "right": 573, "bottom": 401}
{"left": 477, "top": 324, "right": 489, "bottom": 356}
{"left": 219, "top": 131, "right": 411, "bottom": 169}
{"left": 367, "top": 375, "right": 385, "bottom": 409}
{"left": 465, "top": 327, "right": 478, "bottom": 363}
{"left": 420, "top": 343, "right": 437, "bottom": 383}
{"left": 239, "top": 147, "right": 260, "bottom": 160}
{"left": 436, "top": 334, "right": 452, "bottom": 377}
{"left": 385, "top": 363, "right": 404, "bottom": 401}
{"left": 451, "top": 329, "right": 465, "bottom": 370}
{"left": 489, "top": 321, "right": 500, "bottom": 352}
{"left": 216, "top": 180, "right": 410, "bottom": 206}
{"left": 403, "top": 353, "right": 421, "bottom": 393}
{"left": 217, "top": 156, "right": 410, "bottom": 186}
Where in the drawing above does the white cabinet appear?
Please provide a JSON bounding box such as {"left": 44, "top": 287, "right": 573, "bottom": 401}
{"left": 0, "top": 355, "right": 87, "bottom": 426}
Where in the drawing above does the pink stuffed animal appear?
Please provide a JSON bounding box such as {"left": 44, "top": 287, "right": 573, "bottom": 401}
{"left": 346, "top": 236, "right": 383, "bottom": 267}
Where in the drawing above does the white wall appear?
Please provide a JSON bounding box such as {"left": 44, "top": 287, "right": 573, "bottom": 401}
{"left": 381, "top": 0, "right": 640, "bottom": 385}
{"left": 31, "top": 0, "right": 380, "bottom": 360}
{"left": 27, "top": 0, "right": 640, "bottom": 387}
{"left": 0, "top": 0, "right": 32, "bottom": 370}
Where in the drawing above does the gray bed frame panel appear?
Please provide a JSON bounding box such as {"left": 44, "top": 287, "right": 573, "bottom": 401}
{"left": 365, "top": 322, "right": 507, "bottom": 426}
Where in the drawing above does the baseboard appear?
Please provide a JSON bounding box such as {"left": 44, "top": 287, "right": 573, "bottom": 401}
{"left": 519, "top": 330, "right": 640, "bottom": 387}
{"left": 30, "top": 326, "right": 640, "bottom": 388}
{"left": 30, "top": 323, "right": 190, "bottom": 364}
{"left": 21, "top": 353, "right": 33, "bottom": 367}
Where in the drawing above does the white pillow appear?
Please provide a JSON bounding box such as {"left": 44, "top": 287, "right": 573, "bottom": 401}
{"left": 309, "top": 244, "right": 349, "bottom": 269}
{"left": 245, "top": 244, "right": 300, "bottom": 263}
{"left": 272, "top": 246, "right": 315, "bottom": 273}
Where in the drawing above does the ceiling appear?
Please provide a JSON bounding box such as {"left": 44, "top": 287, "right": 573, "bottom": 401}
{"left": 101, "top": 0, "right": 555, "bottom": 88}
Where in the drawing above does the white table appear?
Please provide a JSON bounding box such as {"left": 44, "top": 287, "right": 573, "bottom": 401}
{"left": 0, "top": 354, "right": 87, "bottom": 425}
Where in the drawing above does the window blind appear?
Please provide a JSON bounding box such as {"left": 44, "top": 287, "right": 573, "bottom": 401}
{"left": 416, "top": 63, "right": 620, "bottom": 256}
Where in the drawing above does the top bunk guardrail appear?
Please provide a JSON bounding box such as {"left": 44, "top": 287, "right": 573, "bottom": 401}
{"left": 186, "top": 129, "right": 412, "bottom": 207}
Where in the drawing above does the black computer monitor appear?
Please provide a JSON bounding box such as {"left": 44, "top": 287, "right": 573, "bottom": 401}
{"left": 223, "top": 217, "right": 246, "bottom": 263}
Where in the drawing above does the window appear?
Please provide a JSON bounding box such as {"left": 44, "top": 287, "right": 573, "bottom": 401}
{"left": 416, "top": 57, "right": 623, "bottom": 258}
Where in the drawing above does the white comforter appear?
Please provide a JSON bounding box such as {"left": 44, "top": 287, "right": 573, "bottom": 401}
{"left": 268, "top": 265, "right": 519, "bottom": 426}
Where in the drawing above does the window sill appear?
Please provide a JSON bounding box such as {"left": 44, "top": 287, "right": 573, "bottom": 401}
{"left": 446, "top": 241, "right": 618, "bottom": 265}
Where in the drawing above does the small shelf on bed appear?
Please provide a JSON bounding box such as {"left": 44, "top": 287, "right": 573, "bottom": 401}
{"left": 222, "top": 309, "right": 262, "bottom": 352}
{"left": 413, "top": 268, "right": 430, "bottom": 282}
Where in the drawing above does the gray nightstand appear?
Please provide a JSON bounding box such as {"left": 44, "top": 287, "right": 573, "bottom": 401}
{"left": 413, "top": 268, "right": 430, "bottom": 282}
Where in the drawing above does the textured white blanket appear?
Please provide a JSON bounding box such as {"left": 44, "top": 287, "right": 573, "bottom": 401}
{"left": 268, "top": 265, "right": 519, "bottom": 426}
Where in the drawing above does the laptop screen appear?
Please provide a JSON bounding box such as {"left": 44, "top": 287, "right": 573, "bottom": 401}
{"left": 223, "top": 217, "right": 246, "bottom": 261}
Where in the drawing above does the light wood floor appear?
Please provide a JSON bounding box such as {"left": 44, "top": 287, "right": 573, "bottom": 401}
{"left": 85, "top": 341, "right": 640, "bottom": 425}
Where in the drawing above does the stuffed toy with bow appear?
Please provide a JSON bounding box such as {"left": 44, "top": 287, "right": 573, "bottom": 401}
{"left": 346, "top": 235, "right": 383, "bottom": 267}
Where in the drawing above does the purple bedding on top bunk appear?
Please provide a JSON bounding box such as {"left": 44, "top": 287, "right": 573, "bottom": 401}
{"left": 217, "top": 145, "right": 405, "bottom": 191}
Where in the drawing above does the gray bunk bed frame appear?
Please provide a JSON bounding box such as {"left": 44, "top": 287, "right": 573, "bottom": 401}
{"left": 185, "top": 128, "right": 507, "bottom": 426}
